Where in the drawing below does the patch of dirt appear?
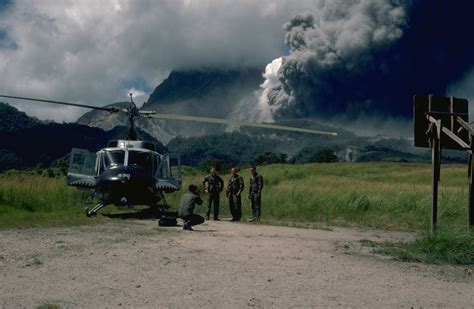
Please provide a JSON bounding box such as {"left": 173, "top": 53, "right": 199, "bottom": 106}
{"left": 0, "top": 220, "right": 473, "bottom": 308}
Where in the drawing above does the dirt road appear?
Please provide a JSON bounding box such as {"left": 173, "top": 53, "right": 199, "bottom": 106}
{"left": 1, "top": 220, "right": 473, "bottom": 308}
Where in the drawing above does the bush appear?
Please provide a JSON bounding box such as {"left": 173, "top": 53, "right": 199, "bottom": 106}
{"left": 198, "top": 156, "right": 228, "bottom": 173}
{"left": 308, "top": 149, "right": 338, "bottom": 163}
{"left": 254, "top": 152, "right": 287, "bottom": 165}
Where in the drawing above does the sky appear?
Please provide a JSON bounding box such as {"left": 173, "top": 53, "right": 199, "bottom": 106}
{"left": 0, "top": 0, "right": 473, "bottom": 125}
{"left": 0, "top": 0, "right": 320, "bottom": 121}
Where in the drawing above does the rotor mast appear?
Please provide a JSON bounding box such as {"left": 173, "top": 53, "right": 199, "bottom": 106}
{"left": 127, "top": 93, "right": 140, "bottom": 140}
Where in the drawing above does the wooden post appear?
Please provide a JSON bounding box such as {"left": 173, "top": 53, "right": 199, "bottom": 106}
{"left": 431, "top": 128, "right": 441, "bottom": 235}
{"left": 469, "top": 152, "right": 474, "bottom": 229}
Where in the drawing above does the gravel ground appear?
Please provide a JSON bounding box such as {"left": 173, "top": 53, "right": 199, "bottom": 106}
{"left": 0, "top": 219, "right": 473, "bottom": 308}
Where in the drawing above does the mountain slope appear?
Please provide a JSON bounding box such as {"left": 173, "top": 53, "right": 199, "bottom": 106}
{"left": 145, "top": 69, "right": 261, "bottom": 107}
{"left": 71, "top": 69, "right": 439, "bottom": 164}
{"left": 0, "top": 102, "right": 441, "bottom": 171}
{"left": 76, "top": 102, "right": 130, "bottom": 131}
{"left": 77, "top": 69, "right": 263, "bottom": 143}
{"left": 0, "top": 103, "right": 166, "bottom": 171}
{"left": 0, "top": 102, "right": 41, "bottom": 133}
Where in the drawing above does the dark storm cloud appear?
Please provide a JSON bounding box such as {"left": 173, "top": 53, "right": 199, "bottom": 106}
{"left": 0, "top": 0, "right": 319, "bottom": 121}
{"left": 265, "top": 0, "right": 474, "bottom": 119}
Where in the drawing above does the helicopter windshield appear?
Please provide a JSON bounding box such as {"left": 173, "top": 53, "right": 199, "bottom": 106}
{"left": 104, "top": 150, "right": 125, "bottom": 168}
{"left": 127, "top": 150, "right": 153, "bottom": 170}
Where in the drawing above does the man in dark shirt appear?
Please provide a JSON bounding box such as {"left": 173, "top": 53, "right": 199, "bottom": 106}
{"left": 178, "top": 184, "right": 204, "bottom": 230}
{"left": 202, "top": 166, "right": 224, "bottom": 220}
{"left": 248, "top": 166, "right": 264, "bottom": 221}
{"left": 226, "top": 167, "right": 244, "bottom": 221}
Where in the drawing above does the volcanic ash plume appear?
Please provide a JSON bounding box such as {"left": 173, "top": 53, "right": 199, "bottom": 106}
{"left": 257, "top": 57, "right": 282, "bottom": 122}
{"left": 229, "top": 59, "right": 282, "bottom": 124}
{"left": 260, "top": 0, "right": 408, "bottom": 118}
{"left": 260, "top": 0, "right": 474, "bottom": 122}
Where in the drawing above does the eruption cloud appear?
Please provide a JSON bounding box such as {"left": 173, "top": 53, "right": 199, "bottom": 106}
{"left": 259, "top": 0, "right": 474, "bottom": 121}
{"left": 257, "top": 57, "right": 282, "bottom": 122}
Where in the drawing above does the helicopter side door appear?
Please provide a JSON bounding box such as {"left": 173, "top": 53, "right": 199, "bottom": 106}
{"left": 155, "top": 153, "right": 182, "bottom": 192}
{"left": 67, "top": 148, "right": 97, "bottom": 189}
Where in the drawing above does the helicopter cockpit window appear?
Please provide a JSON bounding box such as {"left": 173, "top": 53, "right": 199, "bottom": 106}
{"left": 104, "top": 150, "right": 125, "bottom": 169}
{"left": 127, "top": 151, "right": 153, "bottom": 170}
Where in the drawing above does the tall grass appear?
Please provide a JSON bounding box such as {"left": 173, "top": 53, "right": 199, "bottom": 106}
{"left": 0, "top": 172, "right": 94, "bottom": 228}
{"left": 169, "top": 163, "right": 470, "bottom": 233}
{"left": 0, "top": 162, "right": 471, "bottom": 233}
{"left": 371, "top": 232, "right": 474, "bottom": 265}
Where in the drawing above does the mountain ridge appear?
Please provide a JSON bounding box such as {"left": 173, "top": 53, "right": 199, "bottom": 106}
{"left": 78, "top": 69, "right": 263, "bottom": 143}
{"left": 0, "top": 103, "right": 166, "bottom": 171}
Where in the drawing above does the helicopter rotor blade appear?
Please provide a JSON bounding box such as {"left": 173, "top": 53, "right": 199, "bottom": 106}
{"left": 0, "top": 95, "right": 120, "bottom": 112}
{"left": 0, "top": 94, "right": 337, "bottom": 136}
{"left": 147, "top": 113, "right": 338, "bottom": 136}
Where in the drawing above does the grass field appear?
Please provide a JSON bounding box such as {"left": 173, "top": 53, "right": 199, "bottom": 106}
{"left": 1, "top": 163, "right": 473, "bottom": 264}
{"left": 0, "top": 162, "right": 471, "bottom": 231}
{"left": 170, "top": 163, "right": 471, "bottom": 232}
{"left": 0, "top": 171, "right": 103, "bottom": 229}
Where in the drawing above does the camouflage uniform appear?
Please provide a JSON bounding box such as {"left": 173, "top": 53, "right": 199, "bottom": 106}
{"left": 202, "top": 174, "right": 224, "bottom": 220}
{"left": 227, "top": 174, "right": 244, "bottom": 221}
{"left": 249, "top": 173, "right": 264, "bottom": 219}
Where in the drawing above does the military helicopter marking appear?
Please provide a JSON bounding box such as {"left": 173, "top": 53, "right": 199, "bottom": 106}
{"left": 0, "top": 94, "right": 337, "bottom": 217}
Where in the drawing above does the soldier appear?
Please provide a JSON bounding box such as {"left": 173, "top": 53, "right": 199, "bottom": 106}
{"left": 202, "top": 166, "right": 224, "bottom": 220}
{"left": 248, "top": 166, "right": 263, "bottom": 221}
{"left": 226, "top": 167, "right": 244, "bottom": 221}
{"left": 178, "top": 184, "right": 204, "bottom": 231}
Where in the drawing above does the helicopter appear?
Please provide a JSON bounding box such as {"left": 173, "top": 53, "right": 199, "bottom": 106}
{"left": 0, "top": 94, "right": 337, "bottom": 218}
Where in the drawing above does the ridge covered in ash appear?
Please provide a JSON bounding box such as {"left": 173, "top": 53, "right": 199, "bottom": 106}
{"left": 77, "top": 69, "right": 262, "bottom": 143}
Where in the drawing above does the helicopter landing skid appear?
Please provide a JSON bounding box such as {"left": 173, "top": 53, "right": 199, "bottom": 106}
{"left": 85, "top": 203, "right": 106, "bottom": 217}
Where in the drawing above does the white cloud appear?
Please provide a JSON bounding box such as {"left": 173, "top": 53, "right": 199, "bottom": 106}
{"left": 125, "top": 88, "right": 148, "bottom": 108}
{"left": 0, "top": 0, "right": 318, "bottom": 121}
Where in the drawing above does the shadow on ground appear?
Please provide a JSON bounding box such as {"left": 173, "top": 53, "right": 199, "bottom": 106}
{"left": 102, "top": 208, "right": 178, "bottom": 220}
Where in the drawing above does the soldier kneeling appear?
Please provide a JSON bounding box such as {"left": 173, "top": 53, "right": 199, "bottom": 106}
{"left": 179, "top": 184, "right": 205, "bottom": 231}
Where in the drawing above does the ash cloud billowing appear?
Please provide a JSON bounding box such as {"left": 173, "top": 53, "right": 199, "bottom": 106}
{"left": 260, "top": 0, "right": 474, "bottom": 120}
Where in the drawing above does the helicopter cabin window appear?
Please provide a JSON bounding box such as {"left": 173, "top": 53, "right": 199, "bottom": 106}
{"left": 104, "top": 150, "right": 125, "bottom": 169}
{"left": 127, "top": 151, "right": 153, "bottom": 170}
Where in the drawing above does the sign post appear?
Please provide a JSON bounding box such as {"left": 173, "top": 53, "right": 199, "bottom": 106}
{"left": 469, "top": 150, "right": 474, "bottom": 229}
{"left": 431, "top": 128, "right": 440, "bottom": 234}
{"left": 413, "top": 95, "right": 472, "bottom": 233}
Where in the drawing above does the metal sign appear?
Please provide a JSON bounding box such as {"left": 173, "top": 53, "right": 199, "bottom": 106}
{"left": 413, "top": 95, "right": 468, "bottom": 150}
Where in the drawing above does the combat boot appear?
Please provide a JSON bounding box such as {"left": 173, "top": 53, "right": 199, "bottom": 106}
{"left": 183, "top": 222, "right": 193, "bottom": 231}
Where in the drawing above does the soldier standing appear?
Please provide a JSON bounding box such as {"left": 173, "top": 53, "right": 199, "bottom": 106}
{"left": 226, "top": 167, "right": 244, "bottom": 221}
{"left": 248, "top": 166, "right": 264, "bottom": 221}
{"left": 202, "top": 166, "right": 224, "bottom": 220}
